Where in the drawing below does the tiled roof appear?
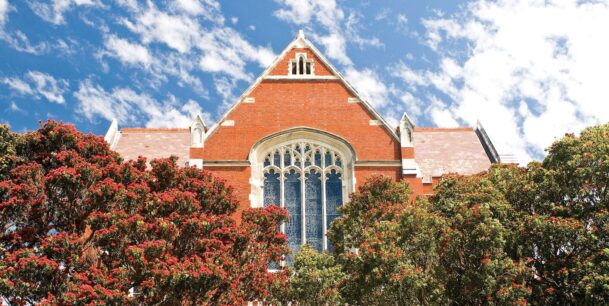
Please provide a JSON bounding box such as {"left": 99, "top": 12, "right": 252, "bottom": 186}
{"left": 413, "top": 127, "right": 493, "bottom": 178}
{"left": 112, "top": 128, "right": 190, "bottom": 166}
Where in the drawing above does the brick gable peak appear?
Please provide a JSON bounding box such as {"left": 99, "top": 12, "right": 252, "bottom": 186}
{"left": 205, "top": 29, "right": 400, "bottom": 142}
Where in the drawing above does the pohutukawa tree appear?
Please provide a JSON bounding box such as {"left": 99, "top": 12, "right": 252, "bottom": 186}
{"left": 281, "top": 123, "right": 609, "bottom": 305}
{"left": 0, "top": 121, "right": 288, "bottom": 305}
{"left": 486, "top": 123, "right": 609, "bottom": 304}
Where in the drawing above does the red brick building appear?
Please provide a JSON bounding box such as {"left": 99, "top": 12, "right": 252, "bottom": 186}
{"left": 106, "top": 31, "right": 498, "bottom": 254}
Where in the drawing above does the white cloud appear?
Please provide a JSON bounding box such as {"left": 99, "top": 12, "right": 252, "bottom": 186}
{"left": 274, "top": 0, "right": 389, "bottom": 118}
{"left": 123, "top": 5, "right": 200, "bottom": 53}
{"left": 0, "top": 0, "right": 8, "bottom": 27}
{"left": 26, "top": 71, "right": 68, "bottom": 104}
{"left": 173, "top": 0, "right": 205, "bottom": 16}
{"left": 397, "top": 0, "right": 609, "bottom": 162}
{"left": 1, "top": 71, "right": 68, "bottom": 104}
{"left": 104, "top": 35, "right": 152, "bottom": 66}
{"left": 427, "top": 96, "right": 460, "bottom": 128}
{"left": 0, "top": 30, "right": 48, "bottom": 55}
{"left": 274, "top": 0, "right": 316, "bottom": 24}
{"left": 0, "top": 2, "right": 47, "bottom": 55}
{"left": 397, "top": 14, "right": 408, "bottom": 25}
{"left": 2, "top": 77, "right": 34, "bottom": 95}
{"left": 344, "top": 67, "right": 390, "bottom": 108}
{"left": 274, "top": 0, "right": 370, "bottom": 66}
{"left": 9, "top": 101, "right": 24, "bottom": 113}
{"left": 74, "top": 80, "right": 208, "bottom": 128}
{"left": 172, "top": 0, "right": 223, "bottom": 23}
{"left": 29, "top": 0, "right": 102, "bottom": 25}
{"left": 318, "top": 33, "right": 351, "bottom": 66}
{"left": 119, "top": 2, "right": 275, "bottom": 97}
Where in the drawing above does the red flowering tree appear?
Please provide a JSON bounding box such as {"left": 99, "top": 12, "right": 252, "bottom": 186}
{"left": 324, "top": 176, "right": 448, "bottom": 305}
{"left": 325, "top": 175, "right": 529, "bottom": 305}
{"left": 0, "top": 121, "right": 288, "bottom": 305}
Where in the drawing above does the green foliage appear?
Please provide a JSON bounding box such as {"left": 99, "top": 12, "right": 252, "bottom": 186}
{"left": 275, "top": 244, "right": 346, "bottom": 305}
{"left": 487, "top": 123, "right": 609, "bottom": 304}
{"left": 0, "top": 124, "right": 24, "bottom": 181}
{"left": 429, "top": 174, "right": 530, "bottom": 304}
{"left": 286, "top": 123, "right": 609, "bottom": 305}
{"left": 328, "top": 176, "right": 447, "bottom": 305}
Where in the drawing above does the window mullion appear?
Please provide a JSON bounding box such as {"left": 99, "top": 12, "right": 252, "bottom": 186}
{"left": 300, "top": 143, "right": 306, "bottom": 246}
{"left": 280, "top": 148, "right": 285, "bottom": 233}
{"left": 321, "top": 148, "right": 328, "bottom": 250}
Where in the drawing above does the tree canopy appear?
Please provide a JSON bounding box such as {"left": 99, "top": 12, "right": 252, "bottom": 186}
{"left": 279, "top": 122, "right": 609, "bottom": 305}
{"left": 3, "top": 121, "right": 609, "bottom": 305}
{"left": 0, "top": 122, "right": 288, "bottom": 305}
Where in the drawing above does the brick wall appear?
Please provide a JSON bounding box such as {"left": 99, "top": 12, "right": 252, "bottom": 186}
{"left": 196, "top": 46, "right": 435, "bottom": 216}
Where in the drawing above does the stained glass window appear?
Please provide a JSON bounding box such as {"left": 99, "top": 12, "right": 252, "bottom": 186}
{"left": 263, "top": 170, "right": 280, "bottom": 207}
{"left": 261, "top": 142, "right": 345, "bottom": 262}
{"left": 284, "top": 169, "right": 302, "bottom": 258}
{"left": 326, "top": 170, "right": 343, "bottom": 251}
{"left": 305, "top": 170, "right": 323, "bottom": 251}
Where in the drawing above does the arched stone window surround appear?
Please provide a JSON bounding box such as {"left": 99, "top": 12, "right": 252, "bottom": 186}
{"left": 288, "top": 52, "right": 315, "bottom": 76}
{"left": 249, "top": 128, "right": 356, "bottom": 251}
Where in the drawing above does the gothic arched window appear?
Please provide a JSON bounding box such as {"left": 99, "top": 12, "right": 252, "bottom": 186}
{"left": 261, "top": 142, "right": 345, "bottom": 259}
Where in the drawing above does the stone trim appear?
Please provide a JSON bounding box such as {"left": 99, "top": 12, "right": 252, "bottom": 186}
{"left": 402, "top": 158, "right": 420, "bottom": 176}
{"left": 264, "top": 75, "right": 339, "bottom": 80}
{"left": 203, "top": 160, "right": 250, "bottom": 167}
{"left": 220, "top": 120, "right": 235, "bottom": 126}
{"left": 188, "top": 159, "right": 203, "bottom": 169}
{"left": 248, "top": 127, "right": 356, "bottom": 209}
{"left": 414, "top": 127, "right": 474, "bottom": 132}
{"left": 355, "top": 160, "right": 401, "bottom": 167}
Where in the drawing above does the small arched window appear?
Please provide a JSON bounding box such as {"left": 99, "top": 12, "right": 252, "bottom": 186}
{"left": 289, "top": 53, "right": 314, "bottom": 76}
{"left": 298, "top": 56, "right": 304, "bottom": 75}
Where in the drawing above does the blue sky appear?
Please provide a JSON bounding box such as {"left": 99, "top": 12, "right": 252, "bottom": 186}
{"left": 1, "top": 0, "right": 608, "bottom": 162}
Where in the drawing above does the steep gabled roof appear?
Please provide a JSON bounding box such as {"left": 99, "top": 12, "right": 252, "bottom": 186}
{"left": 204, "top": 30, "right": 399, "bottom": 142}
{"left": 413, "top": 126, "right": 496, "bottom": 178}
{"left": 112, "top": 128, "right": 190, "bottom": 166}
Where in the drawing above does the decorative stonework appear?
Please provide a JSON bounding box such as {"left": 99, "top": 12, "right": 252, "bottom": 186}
{"left": 221, "top": 120, "right": 235, "bottom": 126}
{"left": 190, "top": 114, "right": 207, "bottom": 148}
{"left": 250, "top": 129, "right": 355, "bottom": 254}
{"left": 288, "top": 52, "right": 314, "bottom": 76}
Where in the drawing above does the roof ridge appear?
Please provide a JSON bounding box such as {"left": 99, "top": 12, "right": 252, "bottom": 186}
{"left": 414, "top": 127, "right": 474, "bottom": 132}
{"left": 122, "top": 128, "right": 189, "bottom": 132}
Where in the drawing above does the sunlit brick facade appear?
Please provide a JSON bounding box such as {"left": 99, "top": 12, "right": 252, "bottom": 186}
{"left": 108, "top": 31, "right": 498, "bottom": 253}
